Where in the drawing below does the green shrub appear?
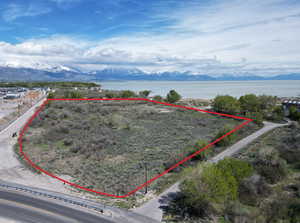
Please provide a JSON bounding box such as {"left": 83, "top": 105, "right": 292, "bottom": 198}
{"left": 179, "top": 159, "right": 254, "bottom": 219}
{"left": 64, "top": 91, "right": 83, "bottom": 98}
{"left": 104, "top": 91, "right": 119, "bottom": 98}
{"left": 181, "top": 164, "right": 238, "bottom": 205}
{"left": 120, "top": 90, "right": 136, "bottom": 98}
{"left": 213, "top": 95, "right": 240, "bottom": 115}
{"left": 289, "top": 201, "right": 300, "bottom": 223}
{"left": 47, "top": 92, "right": 55, "bottom": 99}
{"left": 254, "top": 148, "right": 288, "bottom": 184}
{"left": 215, "top": 125, "right": 237, "bottom": 147}
{"left": 186, "top": 140, "right": 210, "bottom": 161}
{"left": 166, "top": 90, "right": 181, "bottom": 103}
{"left": 289, "top": 106, "right": 300, "bottom": 121}
{"left": 153, "top": 95, "right": 163, "bottom": 101}
{"left": 139, "top": 90, "right": 151, "bottom": 98}
{"left": 264, "top": 196, "right": 296, "bottom": 223}
{"left": 258, "top": 95, "right": 278, "bottom": 111}
{"left": 269, "top": 105, "right": 284, "bottom": 121}
{"left": 245, "top": 111, "right": 263, "bottom": 126}
{"left": 216, "top": 158, "right": 253, "bottom": 183}
{"left": 239, "top": 174, "right": 271, "bottom": 206}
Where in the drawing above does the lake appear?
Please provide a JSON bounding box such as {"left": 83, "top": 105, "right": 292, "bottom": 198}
{"left": 100, "top": 80, "right": 300, "bottom": 99}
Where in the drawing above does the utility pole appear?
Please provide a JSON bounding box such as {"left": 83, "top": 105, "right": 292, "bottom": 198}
{"left": 144, "top": 162, "right": 148, "bottom": 194}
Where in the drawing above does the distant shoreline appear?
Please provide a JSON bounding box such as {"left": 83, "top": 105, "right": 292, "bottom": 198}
{"left": 100, "top": 80, "right": 300, "bottom": 100}
{"left": 99, "top": 79, "right": 300, "bottom": 82}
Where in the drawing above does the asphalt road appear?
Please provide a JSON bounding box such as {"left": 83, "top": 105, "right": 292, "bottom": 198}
{"left": 134, "top": 121, "right": 290, "bottom": 222}
{"left": 210, "top": 121, "right": 290, "bottom": 163}
{"left": 0, "top": 189, "right": 114, "bottom": 223}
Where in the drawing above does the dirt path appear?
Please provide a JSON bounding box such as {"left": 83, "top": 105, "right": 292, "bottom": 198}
{"left": 210, "top": 121, "right": 290, "bottom": 163}
{"left": 133, "top": 121, "right": 290, "bottom": 222}
{"left": 0, "top": 98, "right": 69, "bottom": 194}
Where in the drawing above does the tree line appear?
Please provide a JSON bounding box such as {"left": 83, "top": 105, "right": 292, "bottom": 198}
{"left": 212, "top": 94, "right": 287, "bottom": 124}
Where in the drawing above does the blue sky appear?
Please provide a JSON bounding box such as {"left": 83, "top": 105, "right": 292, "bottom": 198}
{"left": 0, "top": 0, "right": 300, "bottom": 75}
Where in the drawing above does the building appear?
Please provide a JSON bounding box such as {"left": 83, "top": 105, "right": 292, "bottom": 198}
{"left": 282, "top": 99, "right": 300, "bottom": 116}
{"left": 4, "top": 93, "right": 21, "bottom": 99}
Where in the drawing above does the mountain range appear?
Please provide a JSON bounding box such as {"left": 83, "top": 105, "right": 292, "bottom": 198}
{"left": 0, "top": 64, "right": 300, "bottom": 82}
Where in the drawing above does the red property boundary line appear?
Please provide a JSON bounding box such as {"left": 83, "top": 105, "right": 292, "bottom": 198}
{"left": 18, "top": 98, "right": 253, "bottom": 198}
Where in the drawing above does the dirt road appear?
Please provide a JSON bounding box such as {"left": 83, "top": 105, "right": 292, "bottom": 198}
{"left": 0, "top": 98, "right": 69, "bottom": 193}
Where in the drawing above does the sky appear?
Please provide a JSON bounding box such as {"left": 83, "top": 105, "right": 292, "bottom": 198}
{"left": 0, "top": 0, "right": 300, "bottom": 76}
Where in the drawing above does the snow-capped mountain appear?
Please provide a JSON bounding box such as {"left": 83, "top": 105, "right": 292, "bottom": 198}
{"left": 0, "top": 61, "right": 91, "bottom": 81}
{"left": 89, "top": 67, "right": 146, "bottom": 76}
{"left": 0, "top": 61, "right": 80, "bottom": 73}
{"left": 0, "top": 62, "right": 299, "bottom": 81}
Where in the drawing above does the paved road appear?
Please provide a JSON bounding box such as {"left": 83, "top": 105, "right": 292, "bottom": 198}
{"left": 0, "top": 188, "right": 114, "bottom": 223}
{"left": 210, "top": 121, "right": 289, "bottom": 163}
{"left": 134, "top": 121, "right": 290, "bottom": 222}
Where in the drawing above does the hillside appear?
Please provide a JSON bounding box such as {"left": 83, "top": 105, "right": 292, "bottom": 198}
{"left": 163, "top": 123, "right": 300, "bottom": 222}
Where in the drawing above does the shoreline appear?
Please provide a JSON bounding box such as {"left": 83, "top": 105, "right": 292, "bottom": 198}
{"left": 100, "top": 80, "right": 300, "bottom": 100}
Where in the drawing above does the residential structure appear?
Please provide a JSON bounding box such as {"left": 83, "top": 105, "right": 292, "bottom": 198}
{"left": 282, "top": 99, "right": 300, "bottom": 116}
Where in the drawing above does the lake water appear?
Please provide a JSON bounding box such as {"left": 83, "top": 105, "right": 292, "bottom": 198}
{"left": 100, "top": 80, "right": 300, "bottom": 99}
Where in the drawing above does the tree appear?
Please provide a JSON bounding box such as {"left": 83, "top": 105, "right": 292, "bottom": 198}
{"left": 178, "top": 159, "right": 254, "bottom": 218}
{"left": 139, "top": 90, "right": 151, "bottom": 98}
{"left": 181, "top": 163, "right": 238, "bottom": 205}
{"left": 258, "top": 95, "right": 278, "bottom": 111}
{"left": 270, "top": 105, "right": 284, "bottom": 121}
{"left": 289, "top": 106, "right": 300, "bottom": 121}
{"left": 166, "top": 90, "right": 181, "bottom": 103}
{"left": 213, "top": 95, "right": 240, "bottom": 115}
{"left": 239, "top": 94, "right": 260, "bottom": 113}
{"left": 216, "top": 158, "right": 253, "bottom": 183}
{"left": 120, "top": 90, "right": 136, "bottom": 98}
{"left": 245, "top": 111, "right": 264, "bottom": 126}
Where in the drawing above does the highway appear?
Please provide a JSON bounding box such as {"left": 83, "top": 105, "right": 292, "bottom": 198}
{"left": 0, "top": 189, "right": 113, "bottom": 223}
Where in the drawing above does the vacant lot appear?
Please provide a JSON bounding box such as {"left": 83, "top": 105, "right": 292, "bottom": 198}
{"left": 21, "top": 100, "right": 243, "bottom": 195}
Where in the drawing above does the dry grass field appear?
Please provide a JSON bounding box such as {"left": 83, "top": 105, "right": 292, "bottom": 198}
{"left": 21, "top": 99, "right": 247, "bottom": 196}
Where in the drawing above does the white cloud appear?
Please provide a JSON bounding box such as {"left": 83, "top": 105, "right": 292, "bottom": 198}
{"left": 2, "top": 3, "right": 51, "bottom": 22}
{"left": 50, "top": 0, "right": 81, "bottom": 3}
{"left": 1, "top": 0, "right": 300, "bottom": 76}
{"left": 49, "top": 0, "right": 82, "bottom": 9}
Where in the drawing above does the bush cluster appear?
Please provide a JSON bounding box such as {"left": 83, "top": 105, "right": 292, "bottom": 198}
{"left": 212, "top": 94, "right": 284, "bottom": 124}
{"left": 177, "top": 158, "right": 253, "bottom": 218}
